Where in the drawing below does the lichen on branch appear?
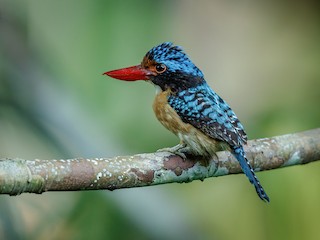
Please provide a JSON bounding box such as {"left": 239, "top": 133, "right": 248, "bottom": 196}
{"left": 0, "top": 128, "right": 319, "bottom": 196}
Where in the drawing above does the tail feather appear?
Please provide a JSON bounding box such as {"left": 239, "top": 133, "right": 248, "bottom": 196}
{"left": 233, "top": 146, "right": 270, "bottom": 202}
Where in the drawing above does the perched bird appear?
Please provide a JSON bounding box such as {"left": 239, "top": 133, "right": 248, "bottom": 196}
{"left": 104, "top": 42, "right": 269, "bottom": 202}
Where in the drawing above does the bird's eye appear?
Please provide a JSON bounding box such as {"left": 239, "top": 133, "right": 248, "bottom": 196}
{"left": 155, "top": 63, "right": 166, "bottom": 74}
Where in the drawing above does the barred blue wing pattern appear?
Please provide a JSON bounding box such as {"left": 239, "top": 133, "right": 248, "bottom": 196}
{"left": 168, "top": 82, "right": 247, "bottom": 148}
{"left": 168, "top": 82, "right": 269, "bottom": 202}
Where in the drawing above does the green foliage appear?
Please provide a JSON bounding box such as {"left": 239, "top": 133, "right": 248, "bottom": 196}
{"left": 59, "top": 192, "right": 149, "bottom": 240}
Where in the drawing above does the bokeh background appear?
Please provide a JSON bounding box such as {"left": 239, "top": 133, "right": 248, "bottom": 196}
{"left": 1, "top": 1, "right": 320, "bottom": 240}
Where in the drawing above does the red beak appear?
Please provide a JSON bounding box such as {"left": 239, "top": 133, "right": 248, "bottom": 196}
{"left": 103, "top": 65, "right": 152, "bottom": 81}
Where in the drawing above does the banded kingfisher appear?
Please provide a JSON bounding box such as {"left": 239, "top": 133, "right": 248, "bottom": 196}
{"left": 104, "top": 42, "right": 269, "bottom": 202}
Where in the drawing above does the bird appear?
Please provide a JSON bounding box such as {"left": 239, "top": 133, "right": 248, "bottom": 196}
{"left": 104, "top": 42, "right": 269, "bottom": 202}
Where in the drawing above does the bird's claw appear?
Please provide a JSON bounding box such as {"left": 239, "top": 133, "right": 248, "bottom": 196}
{"left": 156, "top": 144, "right": 190, "bottom": 160}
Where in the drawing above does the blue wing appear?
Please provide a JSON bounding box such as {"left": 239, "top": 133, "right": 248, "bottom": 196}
{"left": 168, "top": 82, "right": 247, "bottom": 147}
{"left": 168, "top": 82, "right": 270, "bottom": 202}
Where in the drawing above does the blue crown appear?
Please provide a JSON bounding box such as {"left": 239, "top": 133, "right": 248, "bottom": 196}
{"left": 146, "top": 42, "right": 204, "bottom": 78}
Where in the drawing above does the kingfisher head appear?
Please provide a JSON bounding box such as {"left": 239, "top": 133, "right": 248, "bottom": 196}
{"left": 104, "top": 42, "right": 205, "bottom": 91}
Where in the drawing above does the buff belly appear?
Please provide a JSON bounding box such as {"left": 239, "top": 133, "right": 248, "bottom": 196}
{"left": 152, "top": 90, "right": 228, "bottom": 156}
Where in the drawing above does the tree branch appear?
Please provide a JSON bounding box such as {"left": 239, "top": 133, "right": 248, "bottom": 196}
{"left": 0, "top": 128, "right": 319, "bottom": 195}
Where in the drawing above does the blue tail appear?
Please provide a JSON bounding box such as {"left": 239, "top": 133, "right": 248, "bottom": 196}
{"left": 233, "top": 146, "right": 270, "bottom": 202}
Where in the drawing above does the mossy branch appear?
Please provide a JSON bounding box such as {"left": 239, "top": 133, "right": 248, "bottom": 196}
{"left": 0, "top": 128, "right": 319, "bottom": 195}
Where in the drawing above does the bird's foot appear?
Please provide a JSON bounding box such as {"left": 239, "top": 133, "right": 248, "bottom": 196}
{"left": 156, "top": 143, "right": 192, "bottom": 160}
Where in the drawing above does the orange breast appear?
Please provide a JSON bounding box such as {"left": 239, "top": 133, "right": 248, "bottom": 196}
{"left": 152, "top": 89, "right": 226, "bottom": 156}
{"left": 152, "top": 90, "right": 191, "bottom": 135}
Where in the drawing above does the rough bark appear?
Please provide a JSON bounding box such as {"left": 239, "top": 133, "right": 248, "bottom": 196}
{"left": 0, "top": 128, "right": 319, "bottom": 195}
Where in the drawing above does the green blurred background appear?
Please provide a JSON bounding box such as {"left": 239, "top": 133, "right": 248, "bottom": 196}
{"left": 1, "top": 1, "right": 320, "bottom": 240}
